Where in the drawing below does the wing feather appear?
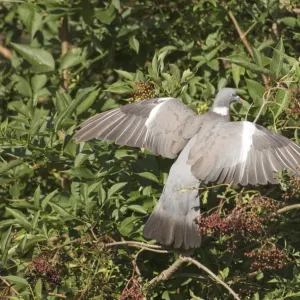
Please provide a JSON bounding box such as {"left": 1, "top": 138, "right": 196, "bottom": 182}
{"left": 75, "top": 98, "right": 203, "bottom": 158}
{"left": 189, "top": 121, "right": 300, "bottom": 185}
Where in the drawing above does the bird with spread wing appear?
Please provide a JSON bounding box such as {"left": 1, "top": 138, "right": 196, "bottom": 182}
{"left": 75, "top": 88, "right": 300, "bottom": 250}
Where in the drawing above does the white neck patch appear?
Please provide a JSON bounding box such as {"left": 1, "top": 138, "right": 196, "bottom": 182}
{"left": 212, "top": 106, "right": 229, "bottom": 116}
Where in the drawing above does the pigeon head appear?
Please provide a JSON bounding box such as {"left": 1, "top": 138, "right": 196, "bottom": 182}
{"left": 211, "top": 88, "right": 241, "bottom": 116}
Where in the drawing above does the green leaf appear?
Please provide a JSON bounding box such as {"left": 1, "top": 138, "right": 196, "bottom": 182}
{"left": 270, "top": 38, "right": 284, "bottom": 78}
{"left": 136, "top": 172, "right": 159, "bottom": 183}
{"left": 12, "top": 75, "right": 32, "bottom": 97}
{"left": 18, "top": 3, "right": 42, "bottom": 39}
{"left": 115, "top": 69, "right": 135, "bottom": 81}
{"left": 129, "top": 35, "right": 140, "bottom": 54}
{"left": 60, "top": 48, "right": 83, "bottom": 70}
{"left": 76, "top": 88, "right": 101, "bottom": 115}
{"left": 31, "top": 74, "right": 47, "bottom": 95}
{"left": 55, "top": 91, "right": 72, "bottom": 114}
{"left": 33, "top": 186, "right": 41, "bottom": 207}
{"left": 274, "top": 89, "right": 291, "bottom": 119}
{"left": 0, "top": 159, "right": 24, "bottom": 175}
{"left": 95, "top": 4, "right": 116, "bottom": 24}
{"left": 245, "top": 78, "right": 265, "bottom": 107}
{"left": 3, "top": 276, "right": 29, "bottom": 287}
{"left": 232, "top": 63, "right": 244, "bottom": 88}
{"left": 49, "top": 203, "right": 74, "bottom": 218}
{"left": 118, "top": 216, "right": 138, "bottom": 236}
{"left": 55, "top": 86, "right": 97, "bottom": 130}
{"left": 106, "top": 81, "right": 132, "bottom": 94}
{"left": 11, "top": 43, "right": 55, "bottom": 73}
{"left": 127, "top": 205, "right": 147, "bottom": 215}
{"left": 280, "top": 17, "right": 298, "bottom": 28}
{"left": 221, "top": 55, "right": 274, "bottom": 77}
{"left": 6, "top": 208, "right": 32, "bottom": 230}
{"left": 108, "top": 182, "right": 127, "bottom": 198}
{"left": 34, "top": 278, "right": 42, "bottom": 299}
{"left": 252, "top": 47, "right": 263, "bottom": 67}
{"left": 0, "top": 226, "right": 12, "bottom": 252}
{"left": 41, "top": 189, "right": 59, "bottom": 210}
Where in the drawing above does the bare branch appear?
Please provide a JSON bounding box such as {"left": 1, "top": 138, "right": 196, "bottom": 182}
{"left": 0, "top": 275, "right": 19, "bottom": 296}
{"left": 60, "top": 15, "right": 69, "bottom": 91}
{"left": 278, "top": 204, "right": 300, "bottom": 214}
{"left": 181, "top": 256, "right": 241, "bottom": 300}
{"left": 0, "top": 44, "right": 12, "bottom": 59}
{"left": 227, "top": 9, "right": 269, "bottom": 87}
{"left": 148, "top": 257, "right": 185, "bottom": 289}
{"left": 48, "top": 292, "right": 67, "bottom": 299}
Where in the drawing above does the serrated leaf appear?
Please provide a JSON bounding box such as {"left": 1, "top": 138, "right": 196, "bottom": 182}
{"left": 115, "top": 69, "right": 134, "bottom": 81}
{"left": 11, "top": 43, "right": 55, "bottom": 73}
{"left": 41, "top": 189, "right": 59, "bottom": 210}
{"left": 127, "top": 205, "right": 147, "bottom": 214}
{"left": 129, "top": 35, "right": 140, "bottom": 54}
{"left": 181, "top": 69, "right": 194, "bottom": 83}
{"left": 245, "top": 78, "right": 265, "bottom": 107}
{"left": 0, "top": 159, "right": 24, "bottom": 175}
{"left": 33, "top": 186, "right": 41, "bottom": 207}
{"left": 60, "top": 48, "right": 83, "bottom": 70}
{"left": 55, "top": 86, "right": 97, "bottom": 130}
{"left": 252, "top": 47, "right": 263, "bottom": 67}
{"left": 118, "top": 216, "right": 138, "bottom": 236}
{"left": 12, "top": 75, "right": 32, "bottom": 97}
{"left": 6, "top": 208, "right": 32, "bottom": 230}
{"left": 108, "top": 182, "right": 127, "bottom": 198}
{"left": 136, "top": 172, "right": 159, "bottom": 183}
{"left": 221, "top": 55, "right": 274, "bottom": 77}
{"left": 34, "top": 278, "right": 42, "bottom": 299}
{"left": 18, "top": 3, "right": 42, "bottom": 39}
{"left": 3, "top": 276, "right": 29, "bottom": 287}
{"left": 0, "top": 226, "right": 12, "bottom": 252}
{"left": 232, "top": 63, "right": 244, "bottom": 88}
{"left": 31, "top": 74, "right": 47, "bottom": 95}
{"left": 76, "top": 88, "right": 100, "bottom": 115}
{"left": 270, "top": 38, "right": 284, "bottom": 78}
{"left": 106, "top": 81, "right": 132, "bottom": 94}
{"left": 49, "top": 203, "right": 73, "bottom": 218}
{"left": 274, "top": 89, "right": 291, "bottom": 119}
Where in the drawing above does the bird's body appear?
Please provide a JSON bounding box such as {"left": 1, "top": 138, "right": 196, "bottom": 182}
{"left": 75, "top": 88, "right": 300, "bottom": 250}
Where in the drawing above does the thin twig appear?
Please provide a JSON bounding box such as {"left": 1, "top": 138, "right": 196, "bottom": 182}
{"left": 60, "top": 15, "right": 69, "bottom": 91}
{"left": 253, "top": 90, "right": 272, "bottom": 123}
{"left": 278, "top": 204, "right": 300, "bottom": 214}
{"left": 181, "top": 256, "right": 241, "bottom": 300}
{"left": 48, "top": 292, "right": 67, "bottom": 299}
{"left": 0, "top": 44, "right": 12, "bottom": 59}
{"left": 148, "top": 257, "right": 185, "bottom": 288}
{"left": 0, "top": 275, "right": 19, "bottom": 296}
{"left": 228, "top": 10, "right": 253, "bottom": 56}
{"left": 105, "top": 241, "right": 163, "bottom": 249}
{"left": 227, "top": 9, "right": 269, "bottom": 87}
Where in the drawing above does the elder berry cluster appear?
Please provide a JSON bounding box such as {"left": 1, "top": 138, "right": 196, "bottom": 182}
{"left": 245, "top": 243, "right": 291, "bottom": 271}
{"left": 120, "top": 277, "right": 144, "bottom": 300}
{"left": 195, "top": 197, "right": 280, "bottom": 239}
{"left": 282, "top": 177, "right": 300, "bottom": 200}
{"left": 290, "top": 88, "right": 300, "bottom": 120}
{"left": 131, "top": 82, "right": 155, "bottom": 102}
{"left": 25, "top": 255, "right": 61, "bottom": 287}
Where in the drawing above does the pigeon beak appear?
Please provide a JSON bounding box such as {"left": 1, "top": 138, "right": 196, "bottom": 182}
{"left": 235, "top": 95, "right": 242, "bottom": 102}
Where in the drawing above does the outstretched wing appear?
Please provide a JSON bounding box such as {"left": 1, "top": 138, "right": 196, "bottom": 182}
{"left": 188, "top": 121, "right": 300, "bottom": 185}
{"left": 75, "top": 98, "right": 203, "bottom": 159}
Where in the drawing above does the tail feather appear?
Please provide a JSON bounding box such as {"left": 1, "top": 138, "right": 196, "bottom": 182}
{"left": 143, "top": 192, "right": 201, "bottom": 250}
{"left": 143, "top": 134, "right": 201, "bottom": 250}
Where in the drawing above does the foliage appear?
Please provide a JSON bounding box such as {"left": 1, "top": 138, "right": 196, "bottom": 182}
{"left": 0, "top": 0, "right": 300, "bottom": 299}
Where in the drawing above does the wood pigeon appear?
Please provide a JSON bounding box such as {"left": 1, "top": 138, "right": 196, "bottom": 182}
{"left": 75, "top": 88, "right": 300, "bottom": 250}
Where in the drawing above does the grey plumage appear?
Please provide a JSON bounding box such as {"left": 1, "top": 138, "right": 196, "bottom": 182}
{"left": 75, "top": 88, "right": 300, "bottom": 250}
